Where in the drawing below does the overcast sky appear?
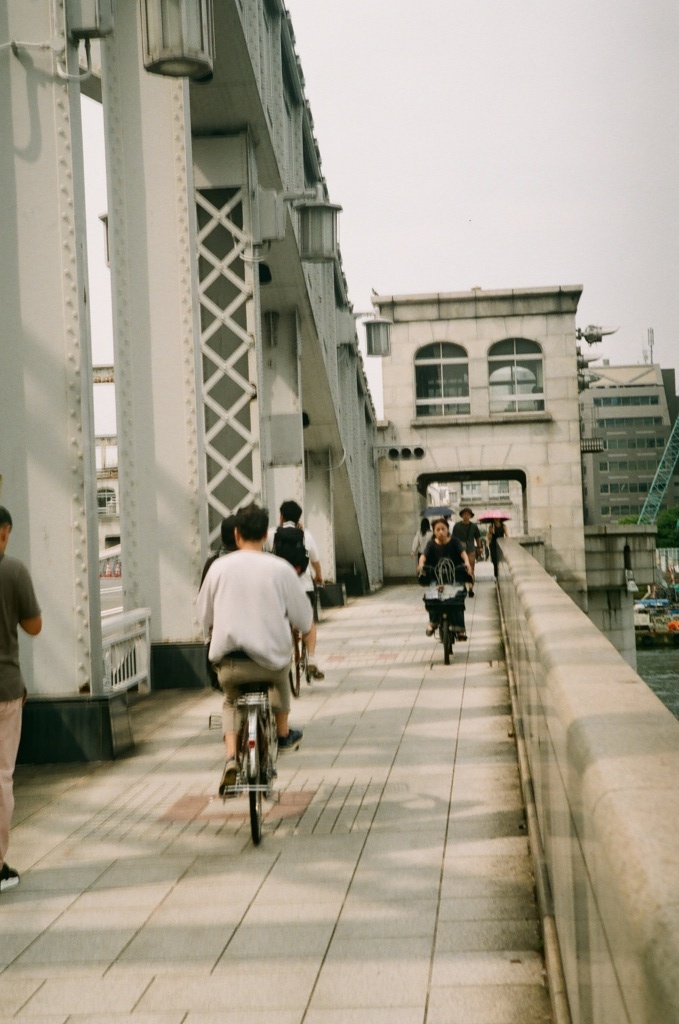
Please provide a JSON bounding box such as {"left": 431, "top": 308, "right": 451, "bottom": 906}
{"left": 285, "top": 0, "right": 679, "bottom": 394}
{"left": 86, "top": 0, "right": 678, "bottom": 428}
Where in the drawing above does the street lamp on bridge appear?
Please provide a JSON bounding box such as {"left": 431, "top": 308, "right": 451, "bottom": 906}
{"left": 141, "top": 0, "right": 215, "bottom": 80}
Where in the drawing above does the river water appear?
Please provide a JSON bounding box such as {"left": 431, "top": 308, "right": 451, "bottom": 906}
{"left": 637, "top": 646, "right": 679, "bottom": 721}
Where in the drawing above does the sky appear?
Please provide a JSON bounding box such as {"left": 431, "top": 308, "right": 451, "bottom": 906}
{"left": 85, "top": 0, "right": 679, "bottom": 427}
{"left": 284, "top": 0, "right": 679, "bottom": 403}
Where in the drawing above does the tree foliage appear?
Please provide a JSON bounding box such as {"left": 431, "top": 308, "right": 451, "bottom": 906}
{"left": 655, "top": 506, "right": 679, "bottom": 548}
{"left": 615, "top": 508, "right": 679, "bottom": 547}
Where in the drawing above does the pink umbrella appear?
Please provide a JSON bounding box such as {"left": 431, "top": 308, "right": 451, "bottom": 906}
{"left": 477, "top": 509, "right": 511, "bottom": 523}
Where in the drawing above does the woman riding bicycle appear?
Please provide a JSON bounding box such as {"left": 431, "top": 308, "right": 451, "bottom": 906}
{"left": 418, "top": 518, "right": 472, "bottom": 637}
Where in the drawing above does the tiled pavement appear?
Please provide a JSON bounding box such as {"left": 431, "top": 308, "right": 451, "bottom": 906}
{"left": 2, "top": 562, "right": 552, "bottom": 1023}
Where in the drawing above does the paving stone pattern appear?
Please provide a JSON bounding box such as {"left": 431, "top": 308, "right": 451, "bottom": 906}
{"left": 2, "top": 562, "right": 552, "bottom": 1023}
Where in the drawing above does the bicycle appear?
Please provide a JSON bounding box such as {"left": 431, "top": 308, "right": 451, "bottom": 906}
{"left": 289, "top": 627, "right": 310, "bottom": 698}
{"left": 420, "top": 558, "right": 468, "bottom": 665}
{"left": 221, "top": 681, "right": 278, "bottom": 844}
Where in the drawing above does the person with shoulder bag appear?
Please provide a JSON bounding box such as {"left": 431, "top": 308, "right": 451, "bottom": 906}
{"left": 452, "top": 508, "right": 482, "bottom": 597}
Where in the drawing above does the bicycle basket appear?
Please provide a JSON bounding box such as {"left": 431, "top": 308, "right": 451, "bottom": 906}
{"left": 433, "top": 558, "right": 457, "bottom": 586}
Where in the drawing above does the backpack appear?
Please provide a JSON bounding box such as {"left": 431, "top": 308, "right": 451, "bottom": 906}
{"left": 273, "top": 526, "right": 309, "bottom": 575}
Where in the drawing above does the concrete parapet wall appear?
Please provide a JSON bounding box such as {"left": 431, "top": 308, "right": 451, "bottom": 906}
{"left": 498, "top": 537, "right": 679, "bottom": 1024}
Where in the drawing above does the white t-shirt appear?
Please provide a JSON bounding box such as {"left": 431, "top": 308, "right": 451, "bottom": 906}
{"left": 196, "top": 549, "right": 312, "bottom": 671}
{"left": 266, "top": 522, "right": 320, "bottom": 593}
{"left": 411, "top": 530, "right": 433, "bottom": 556}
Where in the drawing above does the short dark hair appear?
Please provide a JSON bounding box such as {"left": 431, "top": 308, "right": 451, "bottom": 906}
{"left": 220, "top": 514, "right": 238, "bottom": 552}
{"left": 0, "top": 506, "right": 13, "bottom": 529}
{"left": 235, "top": 503, "right": 269, "bottom": 541}
{"left": 280, "top": 499, "right": 302, "bottom": 525}
{"left": 432, "top": 517, "right": 449, "bottom": 532}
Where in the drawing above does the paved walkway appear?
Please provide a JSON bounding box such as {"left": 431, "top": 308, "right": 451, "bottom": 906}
{"left": 2, "top": 563, "right": 552, "bottom": 1023}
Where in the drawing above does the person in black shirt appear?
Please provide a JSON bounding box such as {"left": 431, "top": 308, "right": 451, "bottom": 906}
{"left": 417, "top": 518, "right": 472, "bottom": 637}
{"left": 487, "top": 517, "right": 509, "bottom": 579}
{"left": 452, "top": 508, "right": 482, "bottom": 597}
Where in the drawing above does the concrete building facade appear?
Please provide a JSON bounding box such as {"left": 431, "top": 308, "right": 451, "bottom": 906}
{"left": 580, "top": 363, "right": 679, "bottom": 525}
{"left": 374, "top": 286, "right": 588, "bottom": 604}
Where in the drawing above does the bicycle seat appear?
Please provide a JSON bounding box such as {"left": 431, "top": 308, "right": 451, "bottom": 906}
{"left": 235, "top": 681, "right": 271, "bottom": 695}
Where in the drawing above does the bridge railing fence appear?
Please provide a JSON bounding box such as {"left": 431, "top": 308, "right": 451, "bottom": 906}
{"left": 101, "top": 608, "right": 152, "bottom": 694}
{"left": 497, "top": 537, "right": 679, "bottom": 1024}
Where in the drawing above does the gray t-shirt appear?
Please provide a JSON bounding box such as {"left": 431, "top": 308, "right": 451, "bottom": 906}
{"left": 452, "top": 520, "right": 481, "bottom": 554}
{"left": 0, "top": 553, "right": 41, "bottom": 701}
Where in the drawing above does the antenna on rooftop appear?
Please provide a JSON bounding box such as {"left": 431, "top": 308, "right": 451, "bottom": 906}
{"left": 647, "top": 327, "right": 655, "bottom": 364}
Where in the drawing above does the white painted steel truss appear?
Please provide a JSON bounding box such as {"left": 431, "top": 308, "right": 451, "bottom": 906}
{"left": 196, "top": 186, "right": 260, "bottom": 545}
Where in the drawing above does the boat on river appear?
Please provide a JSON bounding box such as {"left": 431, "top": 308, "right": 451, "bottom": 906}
{"left": 635, "top": 599, "right": 679, "bottom": 647}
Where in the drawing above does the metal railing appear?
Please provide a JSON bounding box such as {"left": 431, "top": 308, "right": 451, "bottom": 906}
{"left": 101, "top": 608, "right": 152, "bottom": 693}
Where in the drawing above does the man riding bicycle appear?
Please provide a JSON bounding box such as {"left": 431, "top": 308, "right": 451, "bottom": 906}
{"left": 197, "top": 504, "right": 312, "bottom": 795}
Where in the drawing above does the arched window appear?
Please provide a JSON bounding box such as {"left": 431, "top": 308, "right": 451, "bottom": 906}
{"left": 488, "top": 339, "right": 544, "bottom": 413}
{"left": 98, "top": 488, "right": 117, "bottom": 516}
{"left": 414, "top": 343, "right": 470, "bottom": 417}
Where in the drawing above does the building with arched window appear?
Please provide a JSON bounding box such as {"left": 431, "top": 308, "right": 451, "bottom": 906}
{"left": 373, "top": 285, "right": 587, "bottom": 604}
{"left": 488, "top": 339, "right": 544, "bottom": 413}
{"left": 414, "top": 343, "right": 470, "bottom": 417}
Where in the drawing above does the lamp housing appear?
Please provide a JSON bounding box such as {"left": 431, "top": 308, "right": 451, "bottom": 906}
{"left": 365, "top": 316, "right": 392, "bottom": 357}
{"left": 141, "top": 0, "right": 214, "bottom": 80}
{"left": 297, "top": 199, "right": 341, "bottom": 262}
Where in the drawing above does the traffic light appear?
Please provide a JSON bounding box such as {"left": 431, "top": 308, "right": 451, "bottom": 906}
{"left": 387, "top": 447, "right": 425, "bottom": 460}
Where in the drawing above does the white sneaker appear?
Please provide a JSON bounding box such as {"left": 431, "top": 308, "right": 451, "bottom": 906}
{"left": 0, "top": 863, "right": 20, "bottom": 892}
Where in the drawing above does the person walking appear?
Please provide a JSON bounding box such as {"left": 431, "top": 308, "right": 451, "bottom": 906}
{"left": 199, "top": 515, "right": 238, "bottom": 691}
{"left": 0, "top": 507, "right": 42, "bottom": 892}
{"left": 487, "top": 517, "right": 509, "bottom": 579}
{"left": 452, "top": 508, "right": 482, "bottom": 597}
{"left": 269, "top": 500, "right": 325, "bottom": 679}
{"left": 410, "top": 518, "right": 432, "bottom": 574}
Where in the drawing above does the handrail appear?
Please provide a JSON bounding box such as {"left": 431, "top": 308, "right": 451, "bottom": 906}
{"left": 101, "top": 607, "right": 152, "bottom": 693}
{"left": 498, "top": 538, "right": 679, "bottom": 1024}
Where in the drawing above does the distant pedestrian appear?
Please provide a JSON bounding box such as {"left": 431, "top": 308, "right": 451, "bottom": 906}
{"left": 0, "top": 507, "right": 42, "bottom": 893}
{"left": 410, "top": 518, "right": 432, "bottom": 574}
{"left": 452, "top": 508, "right": 482, "bottom": 597}
{"left": 199, "top": 516, "right": 238, "bottom": 690}
{"left": 487, "top": 517, "right": 509, "bottom": 579}
{"left": 199, "top": 515, "right": 238, "bottom": 589}
{"left": 268, "top": 500, "right": 325, "bottom": 679}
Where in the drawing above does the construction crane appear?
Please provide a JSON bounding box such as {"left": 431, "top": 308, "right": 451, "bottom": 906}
{"left": 638, "top": 415, "right": 679, "bottom": 524}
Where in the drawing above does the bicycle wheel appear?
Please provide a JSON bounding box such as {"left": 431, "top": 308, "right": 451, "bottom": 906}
{"left": 249, "top": 787, "right": 262, "bottom": 844}
{"left": 248, "top": 723, "right": 263, "bottom": 845}
{"left": 441, "top": 617, "right": 453, "bottom": 665}
{"left": 290, "top": 633, "right": 301, "bottom": 698}
{"left": 300, "top": 638, "right": 311, "bottom": 685}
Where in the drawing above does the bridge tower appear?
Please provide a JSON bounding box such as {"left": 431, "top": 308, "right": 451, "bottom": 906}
{"left": 374, "top": 286, "right": 588, "bottom": 605}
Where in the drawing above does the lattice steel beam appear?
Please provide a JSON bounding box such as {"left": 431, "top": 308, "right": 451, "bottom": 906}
{"left": 638, "top": 417, "right": 679, "bottom": 524}
{"left": 196, "top": 186, "right": 260, "bottom": 544}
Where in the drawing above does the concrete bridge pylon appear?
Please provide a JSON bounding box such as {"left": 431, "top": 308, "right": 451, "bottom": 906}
{"left": 374, "top": 286, "right": 588, "bottom": 606}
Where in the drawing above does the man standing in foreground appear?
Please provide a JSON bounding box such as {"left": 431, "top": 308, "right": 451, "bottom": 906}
{"left": 197, "top": 504, "right": 311, "bottom": 795}
{"left": 0, "top": 507, "right": 42, "bottom": 892}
